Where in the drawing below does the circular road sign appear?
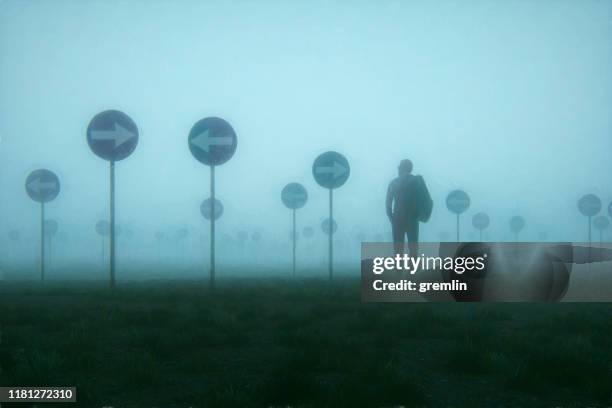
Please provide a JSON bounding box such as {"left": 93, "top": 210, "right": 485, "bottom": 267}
{"left": 251, "top": 231, "right": 262, "bottom": 242}
{"left": 472, "top": 212, "right": 490, "bottom": 231}
{"left": 44, "top": 219, "right": 59, "bottom": 237}
{"left": 312, "top": 151, "right": 350, "bottom": 189}
{"left": 578, "top": 194, "right": 601, "bottom": 217}
{"left": 96, "top": 220, "right": 110, "bottom": 237}
{"left": 281, "top": 183, "right": 308, "bottom": 209}
{"left": 321, "top": 218, "right": 338, "bottom": 235}
{"left": 188, "top": 117, "right": 237, "bottom": 166}
{"left": 87, "top": 110, "right": 139, "bottom": 161}
{"left": 303, "top": 227, "right": 314, "bottom": 238}
{"left": 26, "top": 169, "right": 60, "bottom": 203}
{"left": 446, "top": 190, "right": 470, "bottom": 215}
{"left": 593, "top": 216, "right": 610, "bottom": 231}
{"left": 200, "top": 198, "right": 224, "bottom": 221}
{"left": 510, "top": 216, "right": 526, "bottom": 234}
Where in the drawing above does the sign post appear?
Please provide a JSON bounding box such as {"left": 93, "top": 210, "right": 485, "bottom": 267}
{"left": 509, "top": 216, "right": 525, "bottom": 242}
{"left": 593, "top": 216, "right": 609, "bottom": 245}
{"left": 313, "top": 151, "right": 350, "bottom": 281}
{"left": 445, "top": 190, "right": 470, "bottom": 241}
{"left": 44, "top": 219, "right": 58, "bottom": 271}
{"left": 189, "top": 117, "right": 237, "bottom": 289}
{"left": 281, "top": 183, "right": 308, "bottom": 278}
{"left": 26, "top": 169, "right": 60, "bottom": 282}
{"left": 578, "top": 194, "right": 602, "bottom": 245}
{"left": 87, "top": 110, "right": 139, "bottom": 288}
{"left": 472, "top": 212, "right": 490, "bottom": 242}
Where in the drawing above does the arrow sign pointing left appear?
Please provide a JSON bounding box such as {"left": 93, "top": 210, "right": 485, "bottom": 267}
{"left": 90, "top": 122, "right": 136, "bottom": 149}
{"left": 25, "top": 169, "right": 60, "bottom": 203}
{"left": 192, "top": 129, "right": 234, "bottom": 153}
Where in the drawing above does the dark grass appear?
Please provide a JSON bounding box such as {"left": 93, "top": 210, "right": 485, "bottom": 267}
{"left": 0, "top": 277, "right": 611, "bottom": 407}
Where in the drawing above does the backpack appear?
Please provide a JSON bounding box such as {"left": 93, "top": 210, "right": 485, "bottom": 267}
{"left": 401, "top": 175, "right": 433, "bottom": 223}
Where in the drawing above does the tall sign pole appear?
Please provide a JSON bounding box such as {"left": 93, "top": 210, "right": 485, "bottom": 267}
{"left": 87, "top": 110, "right": 139, "bottom": 288}
{"left": 26, "top": 169, "right": 60, "bottom": 282}
{"left": 313, "top": 151, "right": 350, "bottom": 281}
{"left": 189, "top": 116, "right": 237, "bottom": 289}
{"left": 281, "top": 183, "right": 308, "bottom": 278}
{"left": 446, "top": 190, "right": 470, "bottom": 242}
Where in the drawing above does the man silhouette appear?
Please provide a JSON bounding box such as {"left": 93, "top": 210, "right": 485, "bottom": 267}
{"left": 386, "top": 159, "right": 430, "bottom": 255}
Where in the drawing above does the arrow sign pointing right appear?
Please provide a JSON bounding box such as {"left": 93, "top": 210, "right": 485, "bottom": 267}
{"left": 192, "top": 129, "right": 234, "bottom": 153}
{"left": 315, "top": 161, "right": 348, "bottom": 179}
{"left": 91, "top": 122, "right": 136, "bottom": 149}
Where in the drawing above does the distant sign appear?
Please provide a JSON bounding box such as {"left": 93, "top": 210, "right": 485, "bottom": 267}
{"left": 578, "top": 194, "right": 601, "bottom": 217}
{"left": 26, "top": 169, "right": 60, "bottom": 203}
{"left": 593, "top": 216, "right": 610, "bottom": 231}
{"left": 281, "top": 183, "right": 308, "bottom": 209}
{"left": 251, "top": 231, "right": 262, "bottom": 242}
{"left": 608, "top": 201, "right": 612, "bottom": 218}
{"left": 154, "top": 231, "right": 165, "bottom": 241}
{"left": 87, "top": 110, "right": 139, "bottom": 161}
{"left": 472, "top": 212, "right": 490, "bottom": 230}
{"left": 176, "top": 228, "right": 189, "bottom": 240}
{"left": 509, "top": 216, "right": 526, "bottom": 234}
{"left": 446, "top": 190, "right": 470, "bottom": 214}
{"left": 321, "top": 218, "right": 338, "bottom": 235}
{"left": 96, "top": 221, "right": 121, "bottom": 237}
{"left": 312, "top": 151, "right": 350, "bottom": 189}
{"left": 302, "top": 227, "right": 314, "bottom": 238}
{"left": 188, "top": 117, "right": 237, "bottom": 166}
{"left": 200, "top": 198, "right": 224, "bottom": 220}
{"left": 44, "top": 219, "right": 59, "bottom": 237}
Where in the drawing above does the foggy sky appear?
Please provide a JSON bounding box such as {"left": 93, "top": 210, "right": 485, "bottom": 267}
{"left": 1, "top": 0, "right": 611, "bottom": 274}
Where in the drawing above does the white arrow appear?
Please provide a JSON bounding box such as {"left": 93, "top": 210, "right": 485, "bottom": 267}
{"left": 91, "top": 122, "right": 135, "bottom": 149}
{"left": 27, "top": 178, "right": 57, "bottom": 194}
{"left": 315, "top": 161, "right": 347, "bottom": 179}
{"left": 192, "top": 129, "right": 233, "bottom": 153}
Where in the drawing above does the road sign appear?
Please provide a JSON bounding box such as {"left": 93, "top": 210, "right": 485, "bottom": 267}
{"left": 189, "top": 117, "right": 237, "bottom": 290}
{"left": 312, "top": 151, "right": 350, "bottom": 189}
{"left": 472, "top": 212, "right": 489, "bottom": 231}
{"left": 26, "top": 169, "right": 60, "bottom": 203}
{"left": 87, "top": 110, "right": 139, "bottom": 161}
{"left": 251, "top": 231, "right": 262, "bottom": 242}
{"left": 281, "top": 183, "right": 308, "bottom": 209}
{"left": 510, "top": 216, "right": 525, "bottom": 234}
{"left": 155, "top": 231, "right": 165, "bottom": 241}
{"left": 446, "top": 190, "right": 470, "bottom": 241}
{"left": 9, "top": 230, "right": 20, "bottom": 242}
{"left": 446, "top": 190, "right": 470, "bottom": 214}
{"left": 608, "top": 201, "right": 612, "bottom": 218}
{"left": 26, "top": 169, "right": 60, "bottom": 282}
{"left": 44, "top": 219, "right": 58, "bottom": 237}
{"left": 593, "top": 216, "right": 610, "bottom": 231}
{"left": 578, "top": 194, "right": 601, "bottom": 217}
{"left": 176, "top": 228, "right": 189, "bottom": 240}
{"left": 312, "top": 151, "right": 350, "bottom": 280}
{"left": 188, "top": 117, "right": 237, "bottom": 166}
{"left": 321, "top": 218, "right": 338, "bottom": 235}
{"left": 87, "top": 110, "right": 139, "bottom": 289}
{"left": 303, "top": 227, "right": 314, "bottom": 238}
{"left": 200, "top": 198, "right": 223, "bottom": 220}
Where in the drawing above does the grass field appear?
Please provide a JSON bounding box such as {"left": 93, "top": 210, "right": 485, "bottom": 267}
{"left": 0, "top": 277, "right": 611, "bottom": 407}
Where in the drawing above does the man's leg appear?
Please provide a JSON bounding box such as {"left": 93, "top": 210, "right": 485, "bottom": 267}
{"left": 407, "top": 219, "right": 419, "bottom": 256}
{"left": 392, "top": 218, "right": 405, "bottom": 255}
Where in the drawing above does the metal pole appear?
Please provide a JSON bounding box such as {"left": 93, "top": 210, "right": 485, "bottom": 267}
{"left": 292, "top": 208, "right": 296, "bottom": 278}
{"left": 210, "top": 165, "right": 216, "bottom": 290}
{"left": 110, "top": 160, "right": 116, "bottom": 289}
{"left": 456, "top": 214, "right": 460, "bottom": 242}
{"left": 329, "top": 188, "right": 333, "bottom": 281}
{"left": 40, "top": 202, "right": 45, "bottom": 282}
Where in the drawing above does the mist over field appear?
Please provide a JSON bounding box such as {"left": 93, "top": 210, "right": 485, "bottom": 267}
{"left": 1, "top": 0, "right": 611, "bottom": 279}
